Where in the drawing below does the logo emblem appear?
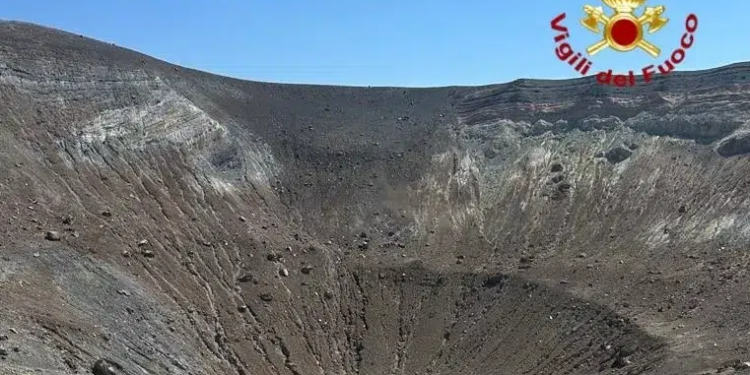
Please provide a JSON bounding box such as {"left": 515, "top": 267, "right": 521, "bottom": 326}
{"left": 580, "top": 0, "right": 668, "bottom": 57}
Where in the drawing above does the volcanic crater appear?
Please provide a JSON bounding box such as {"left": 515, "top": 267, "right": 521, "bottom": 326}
{"left": 0, "top": 21, "right": 750, "bottom": 375}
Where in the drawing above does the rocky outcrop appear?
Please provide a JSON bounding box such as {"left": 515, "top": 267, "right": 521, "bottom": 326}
{"left": 716, "top": 130, "right": 750, "bottom": 157}
{"left": 605, "top": 146, "right": 633, "bottom": 164}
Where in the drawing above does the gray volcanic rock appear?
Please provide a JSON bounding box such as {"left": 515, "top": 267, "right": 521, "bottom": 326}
{"left": 605, "top": 146, "right": 633, "bottom": 163}
{"left": 0, "top": 20, "right": 750, "bottom": 375}
{"left": 716, "top": 130, "right": 750, "bottom": 157}
{"left": 92, "top": 358, "right": 126, "bottom": 375}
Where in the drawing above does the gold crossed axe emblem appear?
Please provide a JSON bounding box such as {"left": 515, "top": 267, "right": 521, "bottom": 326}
{"left": 580, "top": 0, "right": 668, "bottom": 57}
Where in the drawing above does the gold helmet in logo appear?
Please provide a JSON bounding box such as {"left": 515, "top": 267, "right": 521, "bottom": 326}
{"left": 602, "top": 0, "right": 647, "bottom": 12}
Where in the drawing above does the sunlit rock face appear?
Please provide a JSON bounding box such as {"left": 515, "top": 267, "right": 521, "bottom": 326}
{"left": 1, "top": 20, "right": 750, "bottom": 375}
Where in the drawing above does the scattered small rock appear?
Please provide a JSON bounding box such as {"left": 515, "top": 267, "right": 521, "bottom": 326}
{"left": 518, "top": 255, "right": 534, "bottom": 269}
{"left": 92, "top": 358, "right": 124, "bottom": 375}
{"left": 260, "top": 293, "right": 273, "bottom": 302}
{"left": 557, "top": 183, "right": 573, "bottom": 192}
{"left": 0, "top": 347, "right": 7, "bottom": 357}
{"left": 121, "top": 250, "right": 131, "bottom": 258}
{"left": 0, "top": 335, "right": 7, "bottom": 341}
{"left": 613, "top": 355, "right": 631, "bottom": 368}
{"left": 137, "top": 239, "right": 149, "bottom": 247}
{"left": 718, "top": 359, "right": 750, "bottom": 372}
{"left": 605, "top": 147, "right": 633, "bottom": 164}
{"left": 550, "top": 163, "right": 564, "bottom": 172}
{"left": 266, "top": 252, "right": 281, "bottom": 262}
{"left": 101, "top": 210, "right": 112, "bottom": 217}
{"left": 238, "top": 305, "right": 248, "bottom": 313}
{"left": 238, "top": 273, "right": 254, "bottom": 283}
{"left": 62, "top": 215, "right": 74, "bottom": 225}
{"left": 550, "top": 175, "right": 564, "bottom": 184}
{"left": 141, "top": 249, "right": 155, "bottom": 258}
{"left": 612, "top": 344, "right": 638, "bottom": 368}
{"left": 678, "top": 205, "right": 686, "bottom": 213}
{"left": 63, "top": 356, "right": 78, "bottom": 371}
{"left": 279, "top": 268, "right": 289, "bottom": 277}
{"left": 45, "top": 231, "right": 61, "bottom": 241}
{"left": 301, "top": 265, "right": 313, "bottom": 274}
{"left": 239, "top": 216, "right": 247, "bottom": 222}
{"left": 323, "top": 290, "right": 334, "bottom": 300}
{"left": 117, "top": 290, "right": 131, "bottom": 296}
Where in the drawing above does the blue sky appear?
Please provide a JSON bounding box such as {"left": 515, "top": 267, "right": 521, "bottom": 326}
{"left": 1, "top": 0, "right": 745, "bottom": 87}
